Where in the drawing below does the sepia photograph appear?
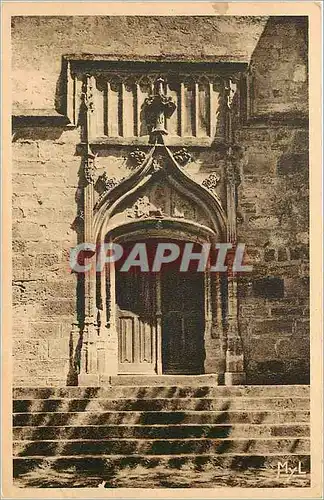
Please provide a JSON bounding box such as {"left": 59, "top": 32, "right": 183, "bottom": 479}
{"left": 1, "top": 1, "right": 323, "bottom": 497}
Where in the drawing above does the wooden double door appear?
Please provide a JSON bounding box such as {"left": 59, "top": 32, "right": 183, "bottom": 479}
{"left": 116, "top": 267, "right": 205, "bottom": 375}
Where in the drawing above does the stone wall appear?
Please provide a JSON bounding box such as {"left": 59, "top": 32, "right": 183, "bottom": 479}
{"left": 236, "top": 126, "right": 309, "bottom": 384}
{"left": 12, "top": 15, "right": 309, "bottom": 386}
{"left": 12, "top": 128, "right": 80, "bottom": 385}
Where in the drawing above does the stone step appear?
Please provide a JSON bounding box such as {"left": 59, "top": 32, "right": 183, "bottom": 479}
{"left": 13, "top": 454, "right": 311, "bottom": 488}
{"left": 13, "top": 437, "right": 310, "bottom": 457}
{"left": 13, "top": 397, "right": 310, "bottom": 413}
{"left": 13, "top": 423, "right": 310, "bottom": 441}
{"left": 111, "top": 375, "right": 222, "bottom": 386}
{"left": 13, "top": 409, "right": 310, "bottom": 426}
{"left": 13, "top": 385, "right": 310, "bottom": 400}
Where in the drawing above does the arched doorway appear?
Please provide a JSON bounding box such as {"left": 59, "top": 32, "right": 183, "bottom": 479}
{"left": 75, "top": 142, "right": 246, "bottom": 386}
{"left": 114, "top": 239, "right": 206, "bottom": 375}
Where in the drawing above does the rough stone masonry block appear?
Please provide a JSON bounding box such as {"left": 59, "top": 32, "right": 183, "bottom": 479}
{"left": 13, "top": 174, "right": 36, "bottom": 194}
{"left": 48, "top": 338, "right": 70, "bottom": 359}
{"left": 13, "top": 338, "right": 48, "bottom": 360}
{"left": 44, "top": 280, "right": 76, "bottom": 299}
{"left": 253, "top": 318, "right": 294, "bottom": 336}
{"left": 275, "top": 335, "right": 310, "bottom": 360}
{"left": 12, "top": 141, "right": 39, "bottom": 161}
{"left": 13, "top": 221, "right": 45, "bottom": 241}
{"left": 30, "top": 321, "right": 62, "bottom": 339}
{"left": 248, "top": 335, "right": 277, "bottom": 361}
{"left": 253, "top": 277, "right": 284, "bottom": 299}
{"left": 42, "top": 299, "right": 76, "bottom": 318}
{"left": 277, "top": 153, "right": 309, "bottom": 175}
{"left": 38, "top": 141, "right": 78, "bottom": 162}
{"left": 284, "top": 277, "right": 309, "bottom": 298}
{"left": 35, "top": 253, "right": 61, "bottom": 268}
{"left": 13, "top": 159, "right": 45, "bottom": 175}
{"left": 248, "top": 215, "right": 280, "bottom": 230}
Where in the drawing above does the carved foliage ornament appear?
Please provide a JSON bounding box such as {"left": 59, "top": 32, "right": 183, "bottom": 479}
{"left": 129, "top": 148, "right": 147, "bottom": 167}
{"left": 95, "top": 172, "right": 126, "bottom": 206}
{"left": 84, "top": 159, "right": 96, "bottom": 185}
{"left": 173, "top": 148, "right": 193, "bottom": 166}
{"left": 202, "top": 173, "right": 221, "bottom": 192}
{"left": 150, "top": 153, "right": 166, "bottom": 174}
{"left": 98, "top": 171, "right": 120, "bottom": 192}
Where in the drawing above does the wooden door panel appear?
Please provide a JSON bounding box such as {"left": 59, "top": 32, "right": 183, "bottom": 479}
{"left": 162, "top": 272, "right": 205, "bottom": 374}
{"left": 118, "top": 315, "right": 135, "bottom": 364}
{"left": 116, "top": 269, "right": 157, "bottom": 374}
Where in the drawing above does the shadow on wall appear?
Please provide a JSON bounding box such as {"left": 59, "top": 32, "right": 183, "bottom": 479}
{"left": 248, "top": 16, "right": 308, "bottom": 119}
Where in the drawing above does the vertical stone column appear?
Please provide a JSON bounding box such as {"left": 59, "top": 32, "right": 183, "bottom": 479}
{"left": 203, "top": 267, "right": 213, "bottom": 373}
{"left": 78, "top": 74, "right": 100, "bottom": 386}
{"left": 223, "top": 77, "right": 246, "bottom": 385}
{"left": 224, "top": 254, "right": 246, "bottom": 385}
{"left": 99, "top": 257, "right": 119, "bottom": 381}
{"left": 206, "top": 271, "right": 226, "bottom": 379}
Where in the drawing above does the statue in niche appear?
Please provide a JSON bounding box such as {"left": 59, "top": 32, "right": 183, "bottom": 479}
{"left": 150, "top": 185, "right": 167, "bottom": 214}
{"left": 144, "top": 78, "right": 176, "bottom": 137}
{"left": 171, "top": 192, "right": 195, "bottom": 220}
{"left": 225, "top": 78, "right": 237, "bottom": 109}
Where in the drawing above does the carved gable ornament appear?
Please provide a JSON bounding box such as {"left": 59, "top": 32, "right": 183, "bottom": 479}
{"left": 93, "top": 144, "right": 227, "bottom": 240}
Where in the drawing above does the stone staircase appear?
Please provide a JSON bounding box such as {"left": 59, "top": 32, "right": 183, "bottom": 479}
{"left": 13, "top": 380, "right": 310, "bottom": 488}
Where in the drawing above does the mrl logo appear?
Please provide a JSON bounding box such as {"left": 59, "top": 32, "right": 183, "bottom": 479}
{"left": 277, "top": 461, "right": 307, "bottom": 480}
